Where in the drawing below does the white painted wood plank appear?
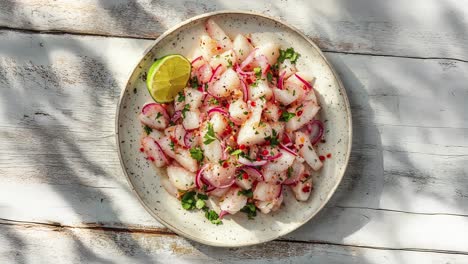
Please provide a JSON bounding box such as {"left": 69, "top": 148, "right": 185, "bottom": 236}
{"left": 0, "top": 31, "right": 467, "bottom": 252}
{"left": 1, "top": 0, "right": 468, "bottom": 59}
{"left": 1, "top": 223, "right": 467, "bottom": 264}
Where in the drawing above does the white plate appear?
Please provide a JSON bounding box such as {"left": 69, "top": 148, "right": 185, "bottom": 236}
{"left": 116, "top": 11, "right": 352, "bottom": 247}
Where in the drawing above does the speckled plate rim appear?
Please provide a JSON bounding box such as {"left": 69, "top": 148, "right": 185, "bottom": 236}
{"left": 115, "top": 10, "right": 353, "bottom": 247}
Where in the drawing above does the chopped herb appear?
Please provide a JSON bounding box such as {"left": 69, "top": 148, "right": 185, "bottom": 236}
{"left": 156, "top": 112, "right": 163, "bottom": 119}
{"left": 215, "top": 55, "right": 220, "bottom": 58}
{"left": 238, "top": 189, "right": 253, "bottom": 198}
{"left": 227, "top": 58, "right": 233, "bottom": 68}
{"left": 181, "top": 191, "right": 197, "bottom": 210}
{"left": 254, "top": 67, "right": 262, "bottom": 78}
{"left": 259, "top": 95, "right": 266, "bottom": 101}
{"left": 177, "top": 91, "right": 185, "bottom": 102}
{"left": 181, "top": 104, "right": 190, "bottom": 118}
{"left": 189, "top": 147, "right": 204, "bottom": 162}
{"left": 190, "top": 76, "right": 199, "bottom": 89}
{"left": 279, "top": 111, "right": 296, "bottom": 122}
{"left": 287, "top": 166, "right": 293, "bottom": 178}
{"left": 203, "top": 122, "right": 217, "bottom": 145}
{"left": 266, "top": 72, "right": 273, "bottom": 83}
{"left": 205, "top": 210, "right": 222, "bottom": 225}
{"left": 230, "top": 149, "right": 243, "bottom": 157}
{"left": 250, "top": 80, "right": 259, "bottom": 87}
{"left": 264, "top": 129, "right": 280, "bottom": 147}
{"left": 209, "top": 98, "right": 219, "bottom": 105}
{"left": 243, "top": 111, "right": 249, "bottom": 115}
{"left": 271, "top": 63, "right": 279, "bottom": 71}
{"left": 204, "top": 83, "right": 208, "bottom": 91}
{"left": 169, "top": 141, "right": 175, "bottom": 151}
{"left": 195, "top": 199, "right": 205, "bottom": 209}
{"left": 278, "top": 47, "right": 301, "bottom": 64}
{"left": 239, "top": 49, "right": 244, "bottom": 55}
{"left": 197, "top": 193, "right": 208, "bottom": 200}
{"left": 143, "top": 125, "right": 152, "bottom": 135}
{"left": 240, "top": 203, "right": 257, "bottom": 219}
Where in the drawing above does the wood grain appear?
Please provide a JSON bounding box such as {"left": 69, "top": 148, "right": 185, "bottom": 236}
{"left": 1, "top": 222, "right": 467, "bottom": 264}
{"left": 0, "top": 30, "right": 467, "bottom": 253}
{"left": 0, "top": 0, "right": 467, "bottom": 60}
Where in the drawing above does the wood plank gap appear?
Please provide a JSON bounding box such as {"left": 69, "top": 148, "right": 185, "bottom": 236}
{"left": 333, "top": 206, "right": 468, "bottom": 218}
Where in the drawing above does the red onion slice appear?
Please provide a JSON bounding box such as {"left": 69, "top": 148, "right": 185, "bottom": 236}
{"left": 256, "top": 55, "right": 270, "bottom": 75}
{"left": 309, "top": 120, "right": 325, "bottom": 145}
{"left": 195, "top": 164, "right": 210, "bottom": 189}
{"left": 184, "top": 131, "right": 195, "bottom": 148}
{"left": 261, "top": 152, "right": 283, "bottom": 161}
{"left": 240, "top": 78, "right": 249, "bottom": 102}
{"left": 236, "top": 66, "right": 254, "bottom": 76}
{"left": 240, "top": 48, "right": 258, "bottom": 69}
{"left": 295, "top": 73, "right": 312, "bottom": 89}
{"left": 277, "top": 71, "right": 286, "bottom": 90}
{"left": 219, "top": 210, "right": 229, "bottom": 219}
{"left": 142, "top": 103, "right": 169, "bottom": 120}
{"left": 276, "top": 185, "right": 283, "bottom": 198}
{"left": 191, "top": 55, "right": 203, "bottom": 64}
{"left": 238, "top": 156, "right": 267, "bottom": 167}
{"left": 207, "top": 107, "right": 229, "bottom": 117}
{"left": 240, "top": 166, "right": 264, "bottom": 182}
{"left": 279, "top": 143, "right": 298, "bottom": 156}
{"left": 171, "top": 111, "right": 182, "bottom": 123}
{"left": 154, "top": 140, "right": 169, "bottom": 164}
{"left": 217, "top": 179, "right": 235, "bottom": 189}
{"left": 209, "top": 64, "right": 223, "bottom": 83}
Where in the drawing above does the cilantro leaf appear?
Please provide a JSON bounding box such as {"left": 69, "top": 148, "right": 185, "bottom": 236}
{"left": 177, "top": 91, "right": 185, "bottom": 102}
{"left": 287, "top": 166, "right": 293, "bottom": 178}
{"left": 190, "top": 76, "right": 199, "bottom": 89}
{"left": 266, "top": 72, "right": 273, "bottom": 83}
{"left": 169, "top": 141, "right": 175, "bottom": 151}
{"left": 240, "top": 203, "right": 257, "bottom": 219}
{"left": 230, "top": 149, "right": 243, "bottom": 157}
{"left": 279, "top": 111, "right": 296, "bottom": 122}
{"left": 195, "top": 199, "right": 206, "bottom": 209}
{"left": 181, "top": 104, "right": 190, "bottom": 118}
{"left": 205, "top": 210, "right": 222, "bottom": 225}
{"left": 189, "top": 147, "right": 204, "bottom": 162}
{"left": 143, "top": 125, "right": 152, "bottom": 135}
{"left": 203, "top": 122, "right": 217, "bottom": 145}
{"left": 253, "top": 67, "right": 262, "bottom": 78}
{"left": 264, "top": 129, "right": 280, "bottom": 147}
{"left": 237, "top": 189, "right": 253, "bottom": 198}
{"left": 181, "top": 191, "right": 197, "bottom": 210}
{"left": 278, "top": 47, "right": 301, "bottom": 64}
{"left": 197, "top": 193, "right": 208, "bottom": 200}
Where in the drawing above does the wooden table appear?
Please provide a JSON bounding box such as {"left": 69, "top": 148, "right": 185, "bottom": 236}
{"left": 1, "top": 1, "right": 467, "bottom": 263}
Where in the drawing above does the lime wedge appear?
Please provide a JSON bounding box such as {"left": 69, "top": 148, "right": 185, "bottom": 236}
{"left": 146, "top": 54, "right": 191, "bottom": 103}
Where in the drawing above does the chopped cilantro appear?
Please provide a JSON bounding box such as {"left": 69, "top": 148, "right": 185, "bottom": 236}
{"left": 209, "top": 98, "right": 219, "bottom": 105}
{"left": 253, "top": 67, "right": 262, "bottom": 78}
{"left": 238, "top": 189, "right": 253, "bottom": 198}
{"left": 204, "top": 83, "right": 208, "bottom": 91}
{"left": 264, "top": 129, "right": 280, "bottom": 147}
{"left": 189, "top": 147, "right": 204, "bottom": 162}
{"left": 181, "top": 191, "right": 197, "bottom": 210}
{"left": 227, "top": 58, "right": 233, "bottom": 68}
{"left": 143, "top": 125, "right": 152, "bottom": 135}
{"left": 278, "top": 47, "right": 301, "bottom": 64}
{"left": 230, "top": 149, "right": 243, "bottom": 156}
{"left": 279, "top": 111, "right": 296, "bottom": 122}
{"left": 203, "top": 122, "right": 217, "bottom": 145}
{"left": 205, "top": 210, "right": 222, "bottom": 225}
{"left": 169, "top": 141, "right": 175, "bottom": 151}
{"left": 181, "top": 104, "right": 190, "bottom": 118}
{"left": 240, "top": 203, "right": 257, "bottom": 219}
{"left": 190, "top": 76, "right": 199, "bottom": 89}
{"left": 197, "top": 193, "right": 208, "bottom": 200}
{"left": 156, "top": 112, "right": 163, "bottom": 119}
{"left": 177, "top": 91, "right": 185, "bottom": 102}
{"left": 266, "top": 72, "right": 273, "bottom": 83}
{"left": 287, "top": 166, "right": 293, "bottom": 178}
{"left": 250, "top": 80, "right": 259, "bottom": 87}
{"left": 195, "top": 199, "right": 205, "bottom": 209}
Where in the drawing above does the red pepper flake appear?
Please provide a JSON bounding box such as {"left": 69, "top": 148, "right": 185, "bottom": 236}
{"left": 247, "top": 37, "right": 252, "bottom": 43}
{"left": 250, "top": 101, "right": 256, "bottom": 107}
{"left": 246, "top": 78, "right": 253, "bottom": 85}
{"left": 282, "top": 136, "right": 291, "bottom": 144}
{"left": 216, "top": 46, "right": 222, "bottom": 50}
{"left": 297, "top": 110, "right": 303, "bottom": 116}
{"left": 223, "top": 161, "right": 229, "bottom": 168}
{"left": 302, "top": 184, "right": 311, "bottom": 193}
{"left": 326, "top": 153, "right": 332, "bottom": 158}
{"left": 262, "top": 149, "right": 269, "bottom": 156}
{"left": 256, "top": 157, "right": 261, "bottom": 161}
{"left": 149, "top": 156, "right": 155, "bottom": 162}
{"left": 319, "top": 155, "right": 326, "bottom": 161}
{"left": 139, "top": 147, "right": 144, "bottom": 152}
{"left": 242, "top": 172, "right": 249, "bottom": 179}
{"left": 239, "top": 144, "right": 246, "bottom": 150}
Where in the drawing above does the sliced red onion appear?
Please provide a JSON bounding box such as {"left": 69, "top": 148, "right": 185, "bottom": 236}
{"left": 295, "top": 73, "right": 312, "bottom": 89}
{"left": 219, "top": 210, "right": 229, "bottom": 219}
{"left": 184, "top": 131, "right": 195, "bottom": 148}
{"left": 239, "top": 166, "right": 264, "bottom": 182}
{"left": 209, "top": 64, "right": 223, "bottom": 83}
{"left": 283, "top": 172, "right": 302, "bottom": 185}
{"left": 196, "top": 163, "right": 211, "bottom": 190}
{"left": 171, "top": 111, "right": 182, "bottom": 123}
{"left": 238, "top": 156, "right": 267, "bottom": 166}
{"left": 207, "top": 107, "right": 229, "bottom": 117}
{"left": 191, "top": 55, "right": 203, "bottom": 64}
{"left": 276, "top": 185, "right": 283, "bottom": 198}
{"left": 240, "top": 48, "right": 258, "bottom": 69}
{"left": 236, "top": 66, "right": 254, "bottom": 76}
{"left": 309, "top": 120, "right": 325, "bottom": 145}
{"left": 154, "top": 140, "right": 169, "bottom": 164}
{"left": 142, "top": 103, "right": 169, "bottom": 120}
{"left": 256, "top": 55, "right": 270, "bottom": 75}
{"left": 279, "top": 143, "right": 298, "bottom": 156}
{"left": 277, "top": 71, "right": 286, "bottom": 90}
{"left": 220, "top": 140, "right": 228, "bottom": 160}
{"left": 217, "top": 178, "right": 235, "bottom": 189}
{"left": 240, "top": 78, "right": 249, "bottom": 102}
{"left": 261, "top": 152, "right": 283, "bottom": 161}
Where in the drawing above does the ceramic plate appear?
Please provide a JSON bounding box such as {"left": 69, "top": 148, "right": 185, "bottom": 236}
{"left": 116, "top": 11, "right": 352, "bottom": 247}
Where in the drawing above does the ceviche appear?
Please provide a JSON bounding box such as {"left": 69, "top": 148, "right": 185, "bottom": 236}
{"left": 139, "top": 18, "right": 325, "bottom": 224}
